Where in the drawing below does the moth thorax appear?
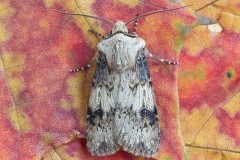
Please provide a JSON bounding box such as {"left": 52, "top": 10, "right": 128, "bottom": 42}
{"left": 112, "top": 20, "right": 128, "bottom": 34}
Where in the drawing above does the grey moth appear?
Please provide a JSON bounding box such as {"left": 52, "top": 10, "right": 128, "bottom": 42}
{"left": 53, "top": 5, "right": 186, "bottom": 158}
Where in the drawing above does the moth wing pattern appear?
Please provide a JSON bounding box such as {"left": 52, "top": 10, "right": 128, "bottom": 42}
{"left": 114, "top": 47, "right": 160, "bottom": 157}
{"left": 86, "top": 51, "right": 120, "bottom": 156}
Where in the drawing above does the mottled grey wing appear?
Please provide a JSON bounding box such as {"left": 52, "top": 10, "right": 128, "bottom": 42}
{"left": 86, "top": 52, "right": 120, "bottom": 156}
{"left": 114, "top": 48, "right": 160, "bottom": 157}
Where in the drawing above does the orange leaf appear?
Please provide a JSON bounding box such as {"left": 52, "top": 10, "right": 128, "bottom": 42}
{"left": 1, "top": 0, "right": 239, "bottom": 160}
{"left": 180, "top": 0, "right": 240, "bottom": 159}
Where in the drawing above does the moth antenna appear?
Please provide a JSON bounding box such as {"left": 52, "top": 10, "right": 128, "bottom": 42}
{"left": 125, "top": 4, "right": 191, "bottom": 25}
{"left": 50, "top": 9, "right": 114, "bottom": 26}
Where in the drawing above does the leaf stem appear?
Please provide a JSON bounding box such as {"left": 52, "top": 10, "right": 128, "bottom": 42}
{"left": 186, "top": 144, "right": 240, "bottom": 154}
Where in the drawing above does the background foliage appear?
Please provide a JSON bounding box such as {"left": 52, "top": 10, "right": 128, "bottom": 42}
{"left": 0, "top": 0, "right": 240, "bottom": 159}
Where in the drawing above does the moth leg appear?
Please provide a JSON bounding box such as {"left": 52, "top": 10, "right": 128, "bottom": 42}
{"left": 69, "top": 52, "right": 99, "bottom": 73}
{"left": 133, "top": 14, "right": 140, "bottom": 35}
{"left": 145, "top": 48, "right": 179, "bottom": 65}
{"left": 69, "top": 63, "right": 92, "bottom": 72}
{"left": 89, "top": 29, "right": 105, "bottom": 39}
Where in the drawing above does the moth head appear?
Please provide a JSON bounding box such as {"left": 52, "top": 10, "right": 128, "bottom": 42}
{"left": 111, "top": 21, "right": 128, "bottom": 34}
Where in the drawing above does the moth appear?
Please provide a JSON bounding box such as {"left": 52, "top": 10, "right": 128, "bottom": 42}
{"left": 53, "top": 5, "right": 187, "bottom": 158}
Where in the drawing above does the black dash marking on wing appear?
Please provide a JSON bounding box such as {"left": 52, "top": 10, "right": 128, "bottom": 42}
{"left": 140, "top": 107, "right": 158, "bottom": 126}
{"left": 87, "top": 107, "right": 104, "bottom": 126}
{"left": 136, "top": 48, "right": 152, "bottom": 85}
{"left": 129, "top": 82, "right": 138, "bottom": 94}
{"left": 92, "top": 51, "right": 108, "bottom": 88}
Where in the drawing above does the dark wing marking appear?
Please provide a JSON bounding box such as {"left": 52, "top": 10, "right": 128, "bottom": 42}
{"left": 91, "top": 51, "right": 108, "bottom": 88}
{"left": 86, "top": 51, "right": 120, "bottom": 156}
{"left": 114, "top": 48, "right": 160, "bottom": 157}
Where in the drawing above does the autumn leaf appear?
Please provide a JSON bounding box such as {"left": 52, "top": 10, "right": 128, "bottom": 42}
{"left": 0, "top": 0, "right": 240, "bottom": 160}
{"left": 179, "top": 0, "right": 240, "bottom": 159}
